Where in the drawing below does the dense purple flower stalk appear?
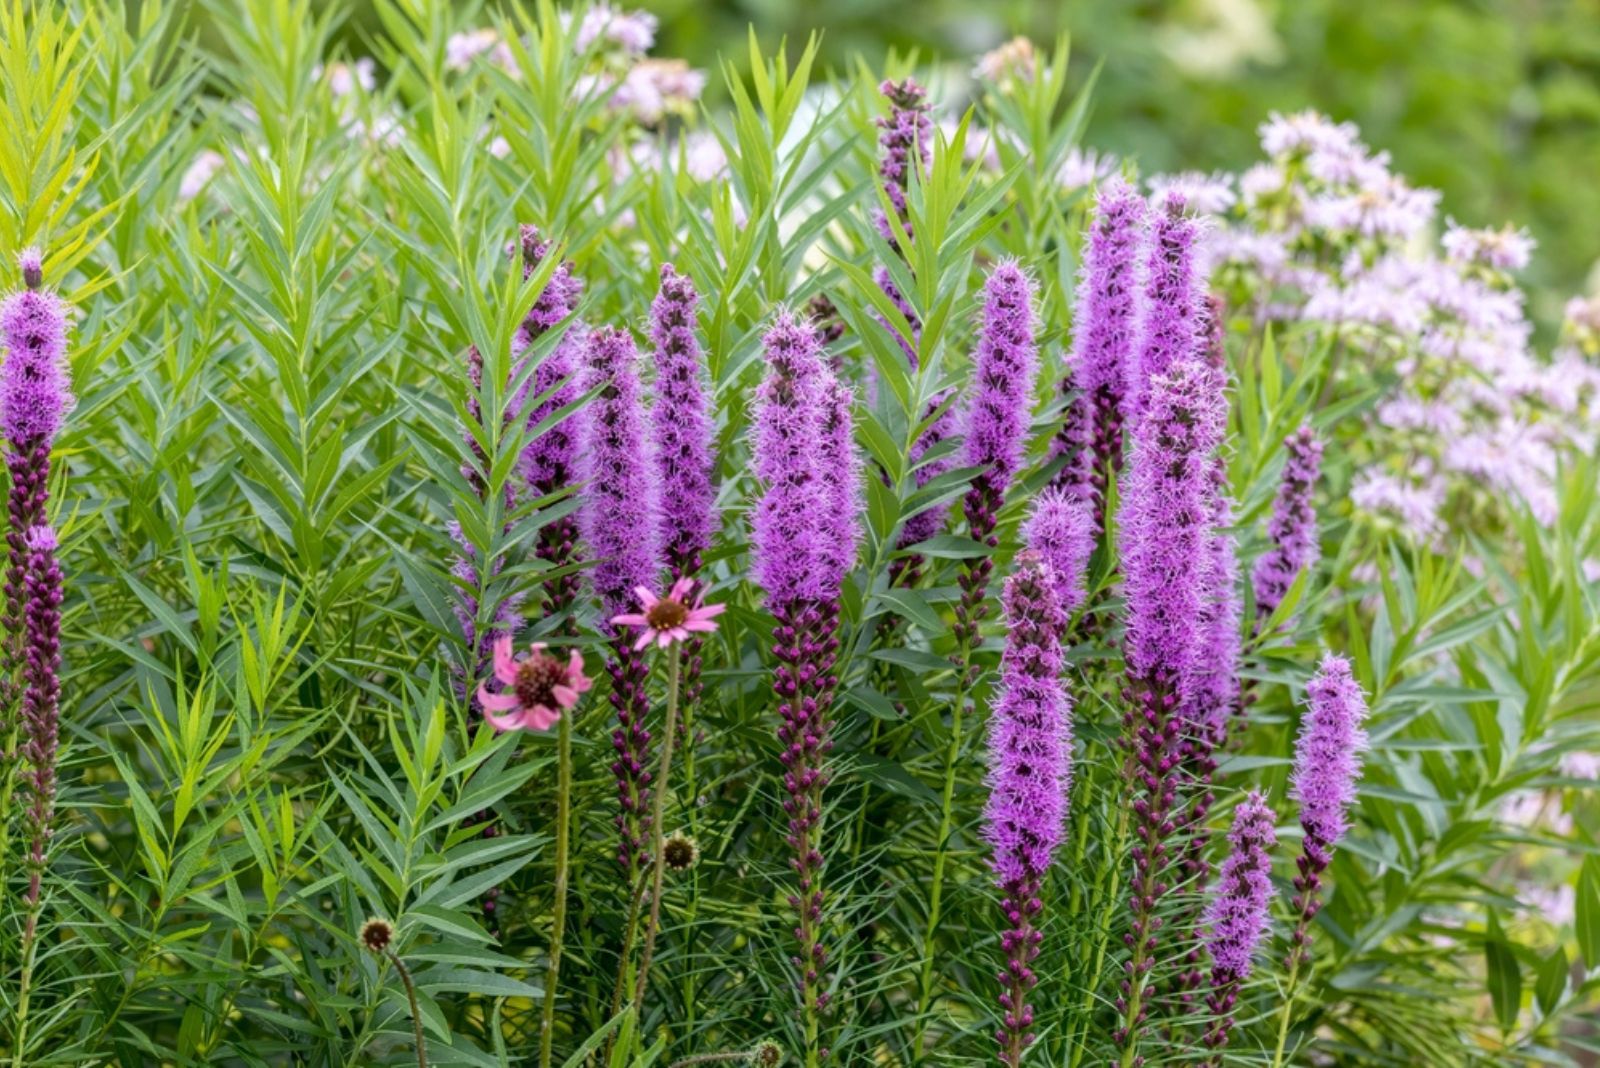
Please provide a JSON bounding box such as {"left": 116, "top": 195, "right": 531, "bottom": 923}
{"left": 1127, "top": 192, "right": 1203, "bottom": 426}
{"left": 1112, "top": 357, "right": 1226, "bottom": 1062}
{"left": 874, "top": 78, "right": 931, "bottom": 244}
{"left": 891, "top": 391, "right": 958, "bottom": 587}
{"left": 1022, "top": 488, "right": 1093, "bottom": 615}
{"left": 650, "top": 264, "right": 716, "bottom": 579}
{"left": 751, "top": 310, "right": 859, "bottom": 1038}
{"left": 18, "top": 525, "right": 62, "bottom": 918}
{"left": 1252, "top": 425, "right": 1323, "bottom": 618}
{"left": 1200, "top": 792, "right": 1277, "bottom": 1062}
{"left": 1, "top": 256, "right": 71, "bottom": 792}
{"left": 872, "top": 79, "right": 932, "bottom": 367}
{"left": 1054, "top": 181, "right": 1147, "bottom": 524}
{"left": 515, "top": 227, "right": 588, "bottom": 623}
{"left": 1287, "top": 654, "right": 1369, "bottom": 967}
{"left": 581, "top": 326, "right": 663, "bottom": 872}
{"left": 983, "top": 552, "right": 1072, "bottom": 1066}
{"left": 956, "top": 262, "right": 1039, "bottom": 656}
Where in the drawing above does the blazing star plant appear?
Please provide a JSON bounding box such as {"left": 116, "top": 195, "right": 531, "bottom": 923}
{"left": 4, "top": 8, "right": 1597, "bottom": 1068}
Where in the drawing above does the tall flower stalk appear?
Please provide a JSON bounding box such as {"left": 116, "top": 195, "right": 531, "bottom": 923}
{"left": 872, "top": 78, "right": 932, "bottom": 367}
{"left": 1053, "top": 180, "right": 1147, "bottom": 523}
{"left": 1127, "top": 192, "right": 1203, "bottom": 425}
{"left": 1252, "top": 424, "right": 1323, "bottom": 619}
{"left": 1200, "top": 792, "right": 1277, "bottom": 1065}
{"left": 0, "top": 249, "right": 71, "bottom": 873}
{"left": 984, "top": 551, "right": 1072, "bottom": 1066}
{"left": 1271, "top": 654, "right": 1369, "bottom": 1068}
{"left": 751, "top": 310, "right": 859, "bottom": 1067}
{"left": 1113, "top": 357, "right": 1226, "bottom": 1066}
{"left": 915, "top": 260, "right": 1040, "bottom": 1056}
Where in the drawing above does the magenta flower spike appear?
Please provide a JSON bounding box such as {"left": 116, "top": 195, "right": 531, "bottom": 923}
{"left": 1252, "top": 425, "right": 1323, "bottom": 618}
{"left": 580, "top": 325, "right": 663, "bottom": 873}
{"left": 1056, "top": 180, "right": 1147, "bottom": 524}
{"left": 1022, "top": 488, "right": 1094, "bottom": 616}
{"left": 874, "top": 77, "right": 932, "bottom": 245}
{"left": 956, "top": 261, "right": 1040, "bottom": 654}
{"left": 1200, "top": 792, "right": 1278, "bottom": 1062}
{"left": 1112, "top": 357, "right": 1226, "bottom": 1059}
{"left": 1127, "top": 192, "right": 1203, "bottom": 425}
{"left": 751, "top": 308, "right": 860, "bottom": 1032}
{"left": 649, "top": 264, "right": 717, "bottom": 580}
{"left": 1287, "top": 654, "right": 1369, "bottom": 966}
{"left": 984, "top": 551, "right": 1072, "bottom": 1066}
{"left": 1, "top": 255, "right": 72, "bottom": 807}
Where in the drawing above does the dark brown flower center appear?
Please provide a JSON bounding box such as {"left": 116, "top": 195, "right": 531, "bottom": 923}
{"left": 662, "top": 833, "right": 698, "bottom": 871}
{"left": 515, "top": 652, "right": 566, "bottom": 708}
{"left": 359, "top": 918, "right": 394, "bottom": 953}
{"left": 646, "top": 598, "right": 690, "bottom": 630}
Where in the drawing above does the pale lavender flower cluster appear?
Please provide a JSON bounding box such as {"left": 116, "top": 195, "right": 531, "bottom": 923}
{"left": 983, "top": 552, "right": 1072, "bottom": 1066}
{"left": 1252, "top": 425, "right": 1322, "bottom": 618}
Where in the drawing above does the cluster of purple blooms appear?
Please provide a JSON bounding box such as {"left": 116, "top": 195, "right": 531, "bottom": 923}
{"left": 0, "top": 247, "right": 70, "bottom": 936}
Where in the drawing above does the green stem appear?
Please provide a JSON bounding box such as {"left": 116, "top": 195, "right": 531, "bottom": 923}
{"left": 633, "top": 652, "right": 682, "bottom": 1015}
{"left": 1066, "top": 800, "right": 1132, "bottom": 1068}
{"left": 1269, "top": 926, "right": 1309, "bottom": 1068}
{"left": 385, "top": 949, "right": 429, "bottom": 1068}
{"left": 909, "top": 633, "right": 976, "bottom": 1060}
{"left": 539, "top": 709, "right": 575, "bottom": 1068}
{"left": 11, "top": 906, "right": 41, "bottom": 1067}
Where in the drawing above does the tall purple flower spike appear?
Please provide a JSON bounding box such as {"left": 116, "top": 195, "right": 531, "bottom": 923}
{"left": 1022, "top": 488, "right": 1094, "bottom": 616}
{"left": 515, "top": 227, "right": 587, "bottom": 625}
{"left": 892, "top": 391, "right": 958, "bottom": 587}
{"left": 17, "top": 525, "right": 62, "bottom": 925}
{"left": 984, "top": 551, "right": 1072, "bottom": 1066}
{"left": 1200, "top": 792, "right": 1278, "bottom": 1063}
{"left": 580, "top": 325, "right": 663, "bottom": 874}
{"left": 956, "top": 261, "right": 1040, "bottom": 661}
{"left": 1112, "top": 357, "right": 1226, "bottom": 1063}
{"left": 1053, "top": 179, "right": 1147, "bottom": 527}
{"left": 1, "top": 252, "right": 72, "bottom": 817}
{"left": 1287, "top": 654, "right": 1369, "bottom": 968}
{"left": 752, "top": 309, "right": 860, "bottom": 1032}
{"left": 872, "top": 79, "right": 933, "bottom": 369}
{"left": 1127, "top": 191, "right": 1203, "bottom": 426}
{"left": 1253, "top": 424, "right": 1323, "bottom": 618}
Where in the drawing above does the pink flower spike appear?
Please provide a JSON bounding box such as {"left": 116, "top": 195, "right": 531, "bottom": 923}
{"left": 610, "top": 582, "right": 724, "bottom": 652}
{"left": 475, "top": 637, "right": 592, "bottom": 733}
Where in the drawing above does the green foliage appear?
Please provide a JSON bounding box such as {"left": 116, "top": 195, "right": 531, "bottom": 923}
{"left": 0, "top": 1, "right": 1595, "bottom": 1066}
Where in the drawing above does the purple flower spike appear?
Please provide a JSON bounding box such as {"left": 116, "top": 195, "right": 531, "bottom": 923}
{"left": 874, "top": 78, "right": 932, "bottom": 244}
{"left": 1022, "top": 488, "right": 1094, "bottom": 615}
{"left": 1287, "top": 654, "right": 1369, "bottom": 968}
{"left": 581, "top": 325, "right": 663, "bottom": 873}
{"left": 1056, "top": 179, "right": 1147, "bottom": 524}
{"left": 984, "top": 551, "right": 1072, "bottom": 1067}
{"left": 1200, "top": 792, "right": 1278, "bottom": 1061}
{"left": 956, "top": 261, "right": 1040, "bottom": 655}
{"left": 1127, "top": 192, "right": 1203, "bottom": 424}
{"left": 18, "top": 524, "right": 62, "bottom": 918}
{"left": 751, "top": 308, "right": 860, "bottom": 1029}
{"left": 893, "top": 391, "right": 959, "bottom": 587}
{"left": 1112, "top": 357, "right": 1226, "bottom": 1061}
{"left": 650, "top": 263, "right": 717, "bottom": 580}
{"left": 1253, "top": 425, "right": 1323, "bottom": 618}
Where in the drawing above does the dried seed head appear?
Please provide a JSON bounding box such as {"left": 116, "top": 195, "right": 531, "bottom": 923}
{"left": 749, "top": 1040, "right": 785, "bottom": 1067}
{"left": 662, "top": 831, "right": 700, "bottom": 873}
{"left": 359, "top": 917, "right": 394, "bottom": 954}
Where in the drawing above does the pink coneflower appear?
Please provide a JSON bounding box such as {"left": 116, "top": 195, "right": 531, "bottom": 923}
{"left": 611, "top": 577, "right": 725, "bottom": 651}
{"left": 475, "top": 637, "right": 592, "bottom": 732}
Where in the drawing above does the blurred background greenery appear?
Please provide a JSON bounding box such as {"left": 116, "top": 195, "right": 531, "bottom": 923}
{"left": 307, "top": 0, "right": 1600, "bottom": 320}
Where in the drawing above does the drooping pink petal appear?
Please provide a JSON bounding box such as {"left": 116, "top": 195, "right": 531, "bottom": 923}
{"left": 483, "top": 704, "right": 529, "bottom": 732}
{"left": 492, "top": 636, "right": 517, "bottom": 684}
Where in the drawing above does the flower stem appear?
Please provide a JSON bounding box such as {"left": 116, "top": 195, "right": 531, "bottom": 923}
{"left": 633, "top": 651, "right": 682, "bottom": 1015}
{"left": 385, "top": 949, "right": 429, "bottom": 1068}
{"left": 539, "top": 708, "right": 575, "bottom": 1068}
{"left": 1269, "top": 956, "right": 1303, "bottom": 1068}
